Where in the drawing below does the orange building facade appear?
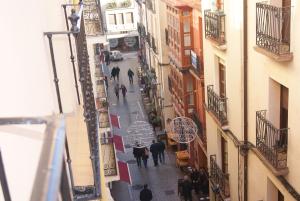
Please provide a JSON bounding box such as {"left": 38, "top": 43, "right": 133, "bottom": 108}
{"left": 166, "top": 0, "right": 207, "bottom": 171}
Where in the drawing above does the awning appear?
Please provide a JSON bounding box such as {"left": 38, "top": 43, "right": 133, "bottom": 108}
{"left": 113, "top": 134, "right": 125, "bottom": 153}
{"left": 117, "top": 161, "right": 131, "bottom": 184}
{"left": 110, "top": 114, "right": 120, "bottom": 129}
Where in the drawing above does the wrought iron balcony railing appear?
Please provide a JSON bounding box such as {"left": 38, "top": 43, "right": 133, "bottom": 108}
{"left": 256, "top": 2, "right": 291, "bottom": 55}
{"left": 204, "top": 10, "right": 226, "bottom": 45}
{"left": 207, "top": 85, "right": 227, "bottom": 125}
{"left": 210, "top": 155, "right": 230, "bottom": 198}
{"left": 256, "top": 110, "right": 288, "bottom": 169}
{"left": 151, "top": 36, "right": 157, "bottom": 54}
{"left": 168, "top": 76, "right": 172, "bottom": 93}
{"left": 146, "top": 33, "right": 151, "bottom": 46}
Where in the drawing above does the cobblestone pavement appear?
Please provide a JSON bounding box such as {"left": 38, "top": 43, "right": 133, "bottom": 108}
{"left": 105, "top": 52, "right": 185, "bottom": 201}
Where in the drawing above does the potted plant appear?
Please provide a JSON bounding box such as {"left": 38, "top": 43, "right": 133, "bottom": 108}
{"left": 106, "top": 1, "right": 117, "bottom": 9}
{"left": 120, "top": 0, "right": 131, "bottom": 8}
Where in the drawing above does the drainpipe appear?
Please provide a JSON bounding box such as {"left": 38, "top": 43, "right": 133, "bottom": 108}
{"left": 243, "top": 0, "right": 248, "bottom": 201}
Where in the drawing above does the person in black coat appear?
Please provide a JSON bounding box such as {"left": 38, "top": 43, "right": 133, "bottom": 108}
{"left": 190, "top": 168, "right": 200, "bottom": 194}
{"left": 115, "top": 66, "right": 120, "bottom": 81}
{"left": 140, "top": 184, "right": 152, "bottom": 201}
{"left": 157, "top": 139, "right": 165, "bottom": 164}
{"left": 111, "top": 67, "right": 116, "bottom": 81}
{"left": 133, "top": 143, "right": 144, "bottom": 167}
{"left": 150, "top": 140, "right": 159, "bottom": 166}
{"left": 181, "top": 175, "right": 193, "bottom": 201}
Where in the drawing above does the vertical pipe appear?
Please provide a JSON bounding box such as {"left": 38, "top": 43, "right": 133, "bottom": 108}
{"left": 47, "top": 34, "right": 63, "bottom": 114}
{"left": 63, "top": 5, "right": 81, "bottom": 105}
{"left": 243, "top": 0, "right": 248, "bottom": 201}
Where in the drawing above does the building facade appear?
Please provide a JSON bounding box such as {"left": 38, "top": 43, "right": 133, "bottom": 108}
{"left": 203, "top": 0, "right": 300, "bottom": 200}
{"left": 102, "top": 0, "right": 140, "bottom": 51}
{"left": 0, "top": 0, "right": 118, "bottom": 200}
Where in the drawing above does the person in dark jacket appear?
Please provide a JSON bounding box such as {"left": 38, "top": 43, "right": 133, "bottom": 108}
{"left": 111, "top": 67, "right": 116, "bottom": 81}
{"left": 181, "top": 175, "right": 193, "bottom": 201}
{"left": 115, "top": 66, "right": 120, "bottom": 81}
{"left": 133, "top": 143, "right": 143, "bottom": 167}
{"left": 150, "top": 140, "right": 159, "bottom": 166}
{"left": 120, "top": 84, "right": 127, "bottom": 98}
{"left": 190, "top": 168, "right": 200, "bottom": 194}
{"left": 105, "top": 52, "right": 110, "bottom": 66}
{"left": 139, "top": 184, "right": 152, "bottom": 201}
{"left": 142, "top": 147, "right": 149, "bottom": 168}
{"left": 157, "top": 139, "right": 165, "bottom": 164}
{"left": 128, "top": 68, "right": 134, "bottom": 84}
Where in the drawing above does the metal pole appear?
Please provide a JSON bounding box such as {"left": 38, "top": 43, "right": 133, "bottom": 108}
{"left": 0, "top": 150, "right": 11, "bottom": 201}
{"left": 46, "top": 34, "right": 63, "bottom": 113}
{"left": 63, "top": 5, "right": 81, "bottom": 105}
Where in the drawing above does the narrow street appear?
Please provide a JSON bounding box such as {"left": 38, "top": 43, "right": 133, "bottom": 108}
{"left": 105, "top": 52, "right": 184, "bottom": 201}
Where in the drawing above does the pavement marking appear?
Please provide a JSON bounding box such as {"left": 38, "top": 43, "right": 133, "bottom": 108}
{"left": 137, "top": 101, "right": 145, "bottom": 119}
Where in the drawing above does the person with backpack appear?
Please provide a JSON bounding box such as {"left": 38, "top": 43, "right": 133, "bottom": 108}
{"left": 128, "top": 68, "right": 134, "bottom": 84}
{"left": 120, "top": 84, "right": 127, "bottom": 98}
{"left": 139, "top": 184, "right": 153, "bottom": 201}
{"left": 142, "top": 147, "right": 149, "bottom": 168}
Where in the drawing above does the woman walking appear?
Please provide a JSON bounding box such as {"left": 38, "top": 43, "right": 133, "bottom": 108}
{"left": 142, "top": 147, "right": 149, "bottom": 168}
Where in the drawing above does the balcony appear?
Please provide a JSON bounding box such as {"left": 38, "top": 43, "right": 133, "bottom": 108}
{"left": 256, "top": 110, "right": 288, "bottom": 170}
{"left": 210, "top": 155, "right": 230, "bottom": 199}
{"left": 204, "top": 9, "right": 226, "bottom": 47}
{"left": 255, "top": 2, "right": 292, "bottom": 61}
{"left": 83, "top": 0, "right": 104, "bottom": 36}
{"left": 207, "top": 85, "right": 227, "bottom": 126}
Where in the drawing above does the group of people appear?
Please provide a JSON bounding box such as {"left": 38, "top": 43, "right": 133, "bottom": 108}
{"left": 111, "top": 66, "right": 120, "bottom": 81}
{"left": 114, "top": 83, "right": 127, "bottom": 99}
{"left": 133, "top": 139, "right": 165, "bottom": 168}
{"left": 178, "top": 169, "right": 209, "bottom": 201}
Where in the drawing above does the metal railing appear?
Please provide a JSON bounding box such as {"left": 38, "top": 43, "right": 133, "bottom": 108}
{"left": 210, "top": 155, "right": 230, "bottom": 198}
{"left": 83, "top": 0, "right": 104, "bottom": 36}
{"left": 151, "top": 36, "right": 157, "bottom": 54}
{"left": 204, "top": 10, "right": 226, "bottom": 45}
{"left": 256, "top": 110, "right": 288, "bottom": 169}
{"left": 256, "top": 2, "right": 291, "bottom": 55}
{"left": 146, "top": 33, "right": 151, "bottom": 46}
{"left": 207, "top": 85, "right": 227, "bottom": 125}
{"left": 74, "top": 12, "right": 101, "bottom": 199}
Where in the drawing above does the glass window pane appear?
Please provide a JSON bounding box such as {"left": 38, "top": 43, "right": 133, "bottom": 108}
{"left": 185, "top": 49, "right": 190, "bottom": 56}
{"left": 108, "top": 14, "right": 116, "bottom": 25}
{"left": 184, "top": 34, "right": 191, "bottom": 46}
{"left": 125, "top": 12, "right": 133, "bottom": 23}
{"left": 183, "top": 19, "right": 190, "bottom": 32}
{"left": 117, "top": 13, "right": 124, "bottom": 24}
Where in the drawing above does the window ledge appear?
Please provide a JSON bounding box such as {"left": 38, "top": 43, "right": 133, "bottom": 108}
{"left": 254, "top": 46, "right": 293, "bottom": 62}
{"left": 206, "top": 37, "right": 226, "bottom": 51}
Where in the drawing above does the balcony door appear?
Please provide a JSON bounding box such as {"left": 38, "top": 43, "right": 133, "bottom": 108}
{"left": 282, "top": 0, "right": 291, "bottom": 44}
{"left": 279, "top": 85, "right": 288, "bottom": 147}
{"left": 221, "top": 135, "right": 228, "bottom": 174}
{"left": 219, "top": 63, "right": 226, "bottom": 98}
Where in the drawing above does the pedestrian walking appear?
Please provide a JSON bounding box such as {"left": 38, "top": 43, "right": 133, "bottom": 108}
{"left": 133, "top": 143, "right": 143, "bottom": 167}
{"left": 115, "top": 66, "right": 120, "bottom": 81}
{"left": 111, "top": 67, "right": 116, "bottom": 81}
{"left": 181, "top": 175, "right": 193, "bottom": 201}
{"left": 128, "top": 68, "right": 134, "bottom": 84}
{"left": 190, "top": 168, "right": 200, "bottom": 194}
{"left": 157, "top": 139, "right": 165, "bottom": 164}
{"left": 150, "top": 140, "right": 159, "bottom": 166}
{"left": 120, "top": 84, "right": 127, "bottom": 98}
{"left": 142, "top": 147, "right": 149, "bottom": 168}
{"left": 139, "top": 184, "right": 153, "bottom": 201}
{"left": 114, "top": 83, "right": 120, "bottom": 99}
{"left": 105, "top": 52, "right": 110, "bottom": 66}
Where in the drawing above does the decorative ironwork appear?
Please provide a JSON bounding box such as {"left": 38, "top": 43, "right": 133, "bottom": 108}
{"left": 191, "top": 113, "right": 206, "bottom": 147}
{"left": 169, "top": 117, "right": 197, "bottom": 143}
{"left": 256, "top": 2, "right": 291, "bottom": 55}
{"left": 146, "top": 33, "right": 151, "bottom": 46}
{"left": 207, "top": 85, "right": 227, "bottom": 125}
{"left": 256, "top": 110, "right": 288, "bottom": 169}
{"left": 210, "top": 155, "right": 230, "bottom": 198}
{"left": 204, "top": 10, "right": 225, "bottom": 45}
{"left": 74, "top": 14, "right": 101, "bottom": 198}
{"left": 168, "top": 76, "right": 172, "bottom": 93}
{"left": 83, "top": 0, "right": 104, "bottom": 36}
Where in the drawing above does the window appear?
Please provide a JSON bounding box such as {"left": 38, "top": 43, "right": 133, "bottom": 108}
{"left": 279, "top": 85, "right": 288, "bottom": 147}
{"left": 125, "top": 12, "right": 133, "bottom": 24}
{"left": 108, "top": 14, "right": 116, "bottom": 25}
{"left": 165, "top": 29, "right": 169, "bottom": 45}
{"left": 219, "top": 63, "right": 226, "bottom": 97}
{"left": 183, "top": 19, "right": 190, "bottom": 32}
{"left": 117, "top": 13, "right": 124, "bottom": 24}
{"left": 221, "top": 134, "right": 228, "bottom": 173}
{"left": 184, "top": 34, "right": 191, "bottom": 46}
{"left": 183, "top": 11, "right": 189, "bottom": 16}
{"left": 184, "top": 50, "right": 190, "bottom": 56}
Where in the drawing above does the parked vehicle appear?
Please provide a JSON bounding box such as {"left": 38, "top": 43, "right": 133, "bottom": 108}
{"left": 109, "top": 50, "right": 123, "bottom": 61}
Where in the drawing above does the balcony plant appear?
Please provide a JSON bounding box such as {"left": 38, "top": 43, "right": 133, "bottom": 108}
{"left": 120, "top": 0, "right": 132, "bottom": 8}
{"left": 106, "top": 1, "right": 117, "bottom": 9}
